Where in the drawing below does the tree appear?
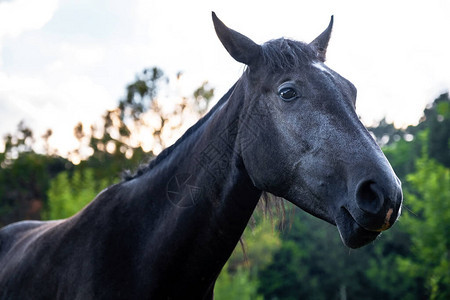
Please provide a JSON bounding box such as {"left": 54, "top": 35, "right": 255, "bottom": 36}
{"left": 0, "top": 122, "right": 69, "bottom": 226}
{"left": 426, "top": 93, "right": 450, "bottom": 167}
{"left": 257, "top": 209, "right": 370, "bottom": 300}
{"left": 363, "top": 94, "right": 450, "bottom": 299}
{"left": 368, "top": 117, "right": 405, "bottom": 147}
{"left": 75, "top": 67, "right": 214, "bottom": 183}
{"left": 397, "top": 156, "right": 450, "bottom": 299}
{"left": 214, "top": 263, "right": 263, "bottom": 300}
{"left": 368, "top": 92, "right": 450, "bottom": 177}
{"left": 226, "top": 211, "right": 282, "bottom": 272}
{"left": 43, "top": 168, "right": 108, "bottom": 220}
{"left": 0, "top": 66, "right": 215, "bottom": 226}
{"left": 214, "top": 209, "right": 281, "bottom": 299}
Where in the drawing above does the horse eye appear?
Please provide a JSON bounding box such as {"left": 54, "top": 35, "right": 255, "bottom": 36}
{"left": 278, "top": 87, "right": 298, "bottom": 101}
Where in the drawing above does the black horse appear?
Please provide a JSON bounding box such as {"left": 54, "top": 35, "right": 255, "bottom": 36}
{"left": 0, "top": 13, "right": 402, "bottom": 299}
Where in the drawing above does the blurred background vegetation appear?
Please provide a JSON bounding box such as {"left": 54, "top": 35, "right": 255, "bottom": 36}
{"left": 0, "top": 67, "right": 448, "bottom": 300}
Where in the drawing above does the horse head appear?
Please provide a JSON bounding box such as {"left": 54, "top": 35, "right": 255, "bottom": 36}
{"left": 212, "top": 12, "right": 403, "bottom": 248}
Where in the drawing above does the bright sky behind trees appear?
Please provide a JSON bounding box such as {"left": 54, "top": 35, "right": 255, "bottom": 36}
{"left": 0, "top": 0, "right": 449, "bottom": 155}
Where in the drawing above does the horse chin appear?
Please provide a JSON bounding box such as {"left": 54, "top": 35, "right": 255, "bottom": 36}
{"left": 335, "top": 207, "right": 381, "bottom": 249}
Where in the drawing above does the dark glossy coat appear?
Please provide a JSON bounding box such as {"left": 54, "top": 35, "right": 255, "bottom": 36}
{"left": 0, "top": 13, "right": 402, "bottom": 299}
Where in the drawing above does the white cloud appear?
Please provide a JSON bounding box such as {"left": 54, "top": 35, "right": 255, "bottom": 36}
{"left": 0, "top": 0, "right": 58, "bottom": 39}
{"left": 0, "top": 71, "right": 112, "bottom": 154}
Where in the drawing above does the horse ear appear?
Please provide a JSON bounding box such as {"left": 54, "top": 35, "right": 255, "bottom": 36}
{"left": 309, "top": 16, "right": 334, "bottom": 62}
{"left": 212, "top": 12, "right": 262, "bottom": 66}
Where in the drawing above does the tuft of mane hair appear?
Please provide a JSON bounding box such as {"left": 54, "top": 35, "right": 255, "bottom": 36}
{"left": 261, "top": 38, "right": 316, "bottom": 72}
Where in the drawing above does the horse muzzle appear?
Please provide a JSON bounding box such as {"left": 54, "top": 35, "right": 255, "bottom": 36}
{"left": 335, "top": 179, "right": 403, "bottom": 248}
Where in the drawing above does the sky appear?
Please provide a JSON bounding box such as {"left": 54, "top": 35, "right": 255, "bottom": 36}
{"left": 0, "top": 0, "right": 449, "bottom": 155}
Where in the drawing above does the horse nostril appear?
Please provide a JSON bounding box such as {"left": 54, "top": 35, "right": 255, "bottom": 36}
{"left": 355, "top": 180, "right": 384, "bottom": 214}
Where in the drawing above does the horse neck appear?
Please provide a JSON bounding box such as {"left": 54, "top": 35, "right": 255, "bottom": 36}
{"left": 87, "top": 78, "right": 262, "bottom": 294}
{"left": 144, "top": 76, "right": 261, "bottom": 241}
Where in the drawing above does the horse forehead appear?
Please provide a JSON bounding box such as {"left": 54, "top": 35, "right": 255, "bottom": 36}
{"left": 310, "top": 61, "right": 356, "bottom": 97}
{"left": 311, "top": 61, "right": 334, "bottom": 77}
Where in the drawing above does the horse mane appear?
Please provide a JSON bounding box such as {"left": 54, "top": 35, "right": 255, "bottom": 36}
{"left": 261, "top": 38, "right": 316, "bottom": 72}
{"left": 123, "top": 82, "right": 238, "bottom": 181}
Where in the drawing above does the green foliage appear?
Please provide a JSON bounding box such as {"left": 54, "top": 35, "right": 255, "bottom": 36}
{"left": 365, "top": 225, "right": 423, "bottom": 299}
{"left": 258, "top": 239, "right": 308, "bottom": 300}
{"left": 0, "top": 122, "right": 68, "bottom": 226}
{"left": 397, "top": 157, "right": 450, "bottom": 299}
{"left": 369, "top": 92, "right": 450, "bottom": 176}
{"left": 427, "top": 94, "right": 450, "bottom": 167}
{"left": 258, "top": 210, "right": 388, "bottom": 299}
{"left": 43, "top": 168, "right": 108, "bottom": 220}
{"left": 228, "top": 214, "right": 282, "bottom": 271}
{"left": 215, "top": 264, "right": 263, "bottom": 300}
{"left": 215, "top": 214, "right": 280, "bottom": 300}
{"left": 383, "top": 138, "right": 419, "bottom": 180}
